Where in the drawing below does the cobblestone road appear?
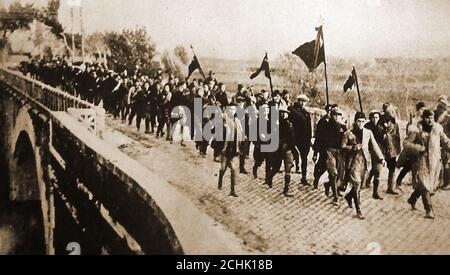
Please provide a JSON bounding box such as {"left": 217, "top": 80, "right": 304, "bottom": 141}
{"left": 105, "top": 115, "right": 450, "bottom": 255}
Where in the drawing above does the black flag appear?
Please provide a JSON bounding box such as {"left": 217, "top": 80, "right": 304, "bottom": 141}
{"left": 188, "top": 55, "right": 205, "bottom": 79}
{"left": 344, "top": 68, "right": 356, "bottom": 92}
{"left": 250, "top": 53, "right": 271, "bottom": 80}
{"left": 292, "top": 40, "right": 325, "bottom": 72}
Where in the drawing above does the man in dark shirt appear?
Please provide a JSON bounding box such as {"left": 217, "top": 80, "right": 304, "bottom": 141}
{"left": 324, "top": 107, "right": 347, "bottom": 205}
{"left": 266, "top": 106, "right": 296, "bottom": 197}
{"left": 364, "top": 110, "right": 386, "bottom": 199}
{"left": 290, "top": 94, "right": 313, "bottom": 186}
{"left": 312, "top": 104, "right": 336, "bottom": 189}
{"left": 216, "top": 83, "right": 229, "bottom": 109}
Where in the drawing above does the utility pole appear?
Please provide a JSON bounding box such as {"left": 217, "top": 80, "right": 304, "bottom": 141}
{"left": 71, "top": 6, "right": 75, "bottom": 63}
{"left": 80, "top": 3, "right": 85, "bottom": 63}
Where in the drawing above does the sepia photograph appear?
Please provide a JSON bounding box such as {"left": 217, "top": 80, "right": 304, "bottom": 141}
{"left": 0, "top": 0, "right": 449, "bottom": 258}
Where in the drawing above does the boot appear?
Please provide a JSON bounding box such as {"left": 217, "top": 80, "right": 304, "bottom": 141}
{"left": 324, "top": 181, "right": 330, "bottom": 197}
{"left": 407, "top": 191, "right": 419, "bottom": 211}
{"left": 372, "top": 180, "right": 383, "bottom": 200}
{"left": 356, "top": 211, "right": 365, "bottom": 220}
{"left": 442, "top": 167, "right": 450, "bottom": 190}
{"left": 386, "top": 189, "right": 399, "bottom": 195}
{"left": 300, "top": 178, "right": 311, "bottom": 186}
{"left": 230, "top": 173, "right": 238, "bottom": 197}
{"left": 252, "top": 165, "right": 258, "bottom": 179}
{"left": 218, "top": 170, "right": 224, "bottom": 190}
{"left": 330, "top": 178, "right": 339, "bottom": 205}
{"left": 239, "top": 156, "right": 249, "bottom": 174}
{"left": 312, "top": 178, "right": 319, "bottom": 190}
{"left": 265, "top": 172, "right": 275, "bottom": 189}
{"left": 407, "top": 197, "right": 417, "bottom": 211}
{"left": 355, "top": 192, "right": 365, "bottom": 220}
{"left": 344, "top": 190, "right": 354, "bottom": 209}
{"left": 283, "top": 175, "right": 294, "bottom": 197}
{"left": 386, "top": 172, "right": 399, "bottom": 195}
{"left": 425, "top": 207, "right": 435, "bottom": 219}
{"left": 365, "top": 170, "right": 374, "bottom": 189}
{"left": 240, "top": 169, "right": 249, "bottom": 175}
{"left": 422, "top": 192, "right": 434, "bottom": 219}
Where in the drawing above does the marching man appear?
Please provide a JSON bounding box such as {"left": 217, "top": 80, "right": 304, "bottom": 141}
{"left": 342, "top": 112, "right": 386, "bottom": 220}
{"left": 404, "top": 109, "right": 450, "bottom": 219}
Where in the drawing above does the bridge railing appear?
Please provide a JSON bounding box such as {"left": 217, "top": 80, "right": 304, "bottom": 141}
{"left": 0, "top": 66, "right": 105, "bottom": 137}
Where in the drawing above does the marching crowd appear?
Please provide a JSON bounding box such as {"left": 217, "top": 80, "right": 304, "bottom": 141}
{"left": 19, "top": 57, "right": 450, "bottom": 220}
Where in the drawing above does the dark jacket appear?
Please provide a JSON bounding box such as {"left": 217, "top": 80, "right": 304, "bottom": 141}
{"left": 290, "top": 105, "right": 312, "bottom": 145}
{"left": 323, "top": 119, "right": 347, "bottom": 150}
{"left": 313, "top": 114, "right": 330, "bottom": 154}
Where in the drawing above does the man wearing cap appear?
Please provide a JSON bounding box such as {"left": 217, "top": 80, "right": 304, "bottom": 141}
{"left": 405, "top": 109, "right": 450, "bottom": 219}
{"left": 269, "top": 90, "right": 288, "bottom": 112}
{"left": 266, "top": 104, "right": 296, "bottom": 197}
{"left": 312, "top": 104, "right": 336, "bottom": 189}
{"left": 364, "top": 110, "right": 389, "bottom": 199}
{"left": 256, "top": 89, "right": 270, "bottom": 108}
{"left": 437, "top": 95, "right": 449, "bottom": 112}
{"left": 290, "top": 94, "right": 313, "bottom": 186}
{"left": 323, "top": 107, "right": 347, "bottom": 205}
{"left": 342, "top": 112, "right": 386, "bottom": 220}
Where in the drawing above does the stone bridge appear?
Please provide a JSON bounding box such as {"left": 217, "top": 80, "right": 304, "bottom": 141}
{"left": 0, "top": 67, "right": 242, "bottom": 255}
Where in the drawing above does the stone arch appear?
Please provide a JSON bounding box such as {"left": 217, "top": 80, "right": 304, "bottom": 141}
{"left": 7, "top": 106, "right": 53, "bottom": 254}
{"left": 10, "top": 131, "right": 40, "bottom": 200}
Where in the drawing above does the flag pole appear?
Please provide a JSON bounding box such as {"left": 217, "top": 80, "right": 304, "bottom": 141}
{"left": 266, "top": 52, "right": 274, "bottom": 95}
{"left": 353, "top": 66, "right": 363, "bottom": 113}
{"left": 190, "top": 45, "right": 206, "bottom": 79}
{"left": 319, "top": 26, "right": 330, "bottom": 106}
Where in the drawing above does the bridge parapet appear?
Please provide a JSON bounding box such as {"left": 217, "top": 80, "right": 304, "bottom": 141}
{"left": 0, "top": 67, "right": 105, "bottom": 137}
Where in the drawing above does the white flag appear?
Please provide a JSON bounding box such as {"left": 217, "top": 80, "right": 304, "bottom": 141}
{"left": 66, "top": 0, "right": 82, "bottom": 7}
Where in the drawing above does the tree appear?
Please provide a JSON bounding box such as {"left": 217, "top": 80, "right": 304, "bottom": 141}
{"left": 174, "top": 45, "right": 189, "bottom": 65}
{"left": 0, "top": 1, "right": 37, "bottom": 49}
{"left": 161, "top": 50, "right": 184, "bottom": 79}
{"left": 37, "top": 0, "right": 64, "bottom": 37}
{"left": 103, "top": 26, "right": 157, "bottom": 74}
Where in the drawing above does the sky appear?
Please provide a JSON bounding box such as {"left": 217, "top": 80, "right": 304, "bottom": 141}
{"left": 4, "top": 0, "right": 450, "bottom": 60}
